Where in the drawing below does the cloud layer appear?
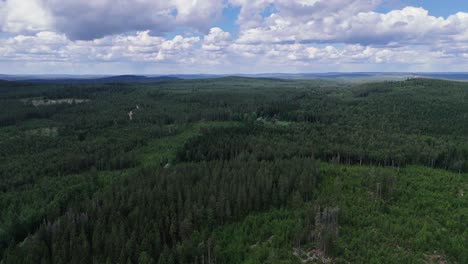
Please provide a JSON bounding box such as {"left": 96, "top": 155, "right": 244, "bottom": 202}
{"left": 1, "top": 0, "right": 468, "bottom": 73}
{"left": 0, "top": 0, "right": 223, "bottom": 40}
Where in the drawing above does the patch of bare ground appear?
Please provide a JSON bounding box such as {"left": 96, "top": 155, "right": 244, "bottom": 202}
{"left": 21, "top": 98, "right": 90, "bottom": 106}
{"left": 128, "top": 105, "right": 140, "bottom": 121}
{"left": 424, "top": 252, "right": 448, "bottom": 264}
{"left": 25, "top": 127, "right": 58, "bottom": 137}
{"left": 293, "top": 247, "right": 332, "bottom": 263}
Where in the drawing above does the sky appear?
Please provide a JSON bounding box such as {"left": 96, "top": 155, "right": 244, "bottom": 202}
{"left": 1, "top": 0, "right": 468, "bottom": 74}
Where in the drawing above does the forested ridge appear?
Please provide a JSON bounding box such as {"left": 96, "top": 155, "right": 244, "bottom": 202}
{"left": 0, "top": 77, "right": 466, "bottom": 263}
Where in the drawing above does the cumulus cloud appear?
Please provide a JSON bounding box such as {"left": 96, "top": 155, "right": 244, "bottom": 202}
{"left": 0, "top": 0, "right": 52, "bottom": 33}
{"left": 0, "top": 0, "right": 223, "bottom": 40}
{"left": 0, "top": 32, "right": 68, "bottom": 61}
{"left": 0, "top": 30, "right": 201, "bottom": 64}
{"left": 235, "top": 0, "right": 468, "bottom": 45}
{"left": 202, "top": 27, "right": 231, "bottom": 52}
{"left": 236, "top": 5, "right": 468, "bottom": 46}
{"left": 2, "top": 0, "right": 468, "bottom": 73}
{"left": 229, "top": 0, "right": 380, "bottom": 30}
{"left": 229, "top": 41, "right": 449, "bottom": 70}
{"left": 0, "top": 29, "right": 462, "bottom": 73}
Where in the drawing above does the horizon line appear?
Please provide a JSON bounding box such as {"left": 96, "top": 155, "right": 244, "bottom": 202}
{"left": 3, "top": 72, "right": 468, "bottom": 76}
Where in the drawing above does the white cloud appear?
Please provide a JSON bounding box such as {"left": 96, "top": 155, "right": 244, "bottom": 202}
{"left": 0, "top": 27, "right": 463, "bottom": 74}
{"left": 202, "top": 27, "right": 231, "bottom": 52}
{"left": 235, "top": 5, "right": 468, "bottom": 46}
{"left": 229, "top": 40, "right": 450, "bottom": 68}
{"left": 0, "top": 0, "right": 223, "bottom": 40}
{"left": 1, "top": 0, "right": 468, "bottom": 73}
{"left": 229, "top": 0, "right": 380, "bottom": 30}
{"left": 0, "top": 32, "right": 68, "bottom": 61}
{"left": 0, "top": 30, "right": 201, "bottom": 64}
{"left": 0, "top": 0, "right": 52, "bottom": 33}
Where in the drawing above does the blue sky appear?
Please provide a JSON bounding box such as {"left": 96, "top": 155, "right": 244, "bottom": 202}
{"left": 378, "top": 0, "right": 468, "bottom": 17}
{"left": 1, "top": 0, "right": 468, "bottom": 74}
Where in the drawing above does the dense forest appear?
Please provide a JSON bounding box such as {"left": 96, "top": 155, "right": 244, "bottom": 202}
{"left": 0, "top": 77, "right": 466, "bottom": 263}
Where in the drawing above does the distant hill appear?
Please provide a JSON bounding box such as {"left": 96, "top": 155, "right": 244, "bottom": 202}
{"left": 94, "top": 75, "right": 180, "bottom": 83}
{"left": 0, "top": 75, "right": 16, "bottom": 81}
{"left": 14, "top": 75, "right": 180, "bottom": 84}
{"left": 3, "top": 73, "right": 468, "bottom": 83}
{"left": 0, "top": 74, "right": 108, "bottom": 81}
{"left": 162, "top": 72, "right": 468, "bottom": 81}
{"left": 414, "top": 73, "right": 468, "bottom": 81}
{"left": 163, "top": 74, "right": 222, "bottom": 79}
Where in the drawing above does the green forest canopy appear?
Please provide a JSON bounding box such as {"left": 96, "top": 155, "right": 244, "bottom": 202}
{"left": 0, "top": 77, "right": 466, "bottom": 263}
